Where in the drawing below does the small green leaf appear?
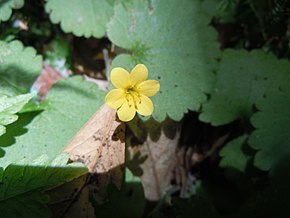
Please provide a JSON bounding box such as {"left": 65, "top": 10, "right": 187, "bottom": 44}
{"left": 0, "top": 93, "right": 32, "bottom": 136}
{"left": 107, "top": 0, "right": 220, "bottom": 121}
{"left": 200, "top": 49, "right": 290, "bottom": 125}
{"left": 219, "top": 135, "right": 251, "bottom": 173}
{"left": 0, "top": 76, "right": 105, "bottom": 170}
{"left": 249, "top": 84, "right": 290, "bottom": 171}
{"left": 0, "top": 40, "right": 42, "bottom": 96}
{"left": 0, "top": 0, "right": 24, "bottom": 23}
{"left": 45, "top": 0, "right": 115, "bottom": 38}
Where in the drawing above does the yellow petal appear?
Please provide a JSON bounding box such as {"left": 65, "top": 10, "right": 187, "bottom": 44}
{"left": 105, "top": 89, "right": 126, "bottom": 109}
{"left": 130, "top": 64, "right": 148, "bottom": 85}
{"left": 136, "top": 94, "right": 154, "bottom": 116}
{"left": 117, "top": 98, "right": 136, "bottom": 122}
{"left": 137, "top": 80, "right": 160, "bottom": 97}
{"left": 110, "top": 67, "right": 131, "bottom": 89}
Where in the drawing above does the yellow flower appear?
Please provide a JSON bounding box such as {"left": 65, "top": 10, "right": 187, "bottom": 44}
{"left": 105, "top": 64, "right": 160, "bottom": 122}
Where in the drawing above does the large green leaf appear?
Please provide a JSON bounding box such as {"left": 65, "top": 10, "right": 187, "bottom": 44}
{"left": 0, "top": 76, "right": 105, "bottom": 169}
{"left": 0, "top": 154, "right": 87, "bottom": 199}
{"left": 0, "top": 0, "right": 24, "bottom": 23}
{"left": 0, "top": 93, "right": 32, "bottom": 136}
{"left": 199, "top": 49, "right": 290, "bottom": 126}
{"left": 107, "top": 0, "right": 220, "bottom": 121}
{"left": 45, "top": 0, "right": 115, "bottom": 38}
{"left": 0, "top": 40, "right": 42, "bottom": 96}
{"left": 249, "top": 84, "right": 290, "bottom": 171}
{"left": 0, "top": 154, "right": 87, "bottom": 218}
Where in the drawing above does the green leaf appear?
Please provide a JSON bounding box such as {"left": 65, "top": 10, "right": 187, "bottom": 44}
{"left": 0, "top": 0, "right": 24, "bottom": 23}
{"left": 0, "top": 93, "right": 32, "bottom": 136}
{"left": 0, "top": 191, "right": 51, "bottom": 218}
{"left": 219, "top": 135, "right": 251, "bottom": 173}
{"left": 0, "top": 40, "right": 42, "bottom": 96}
{"left": 200, "top": 49, "right": 290, "bottom": 126}
{"left": 45, "top": 0, "right": 115, "bottom": 38}
{"left": 107, "top": 0, "right": 220, "bottom": 121}
{"left": 0, "top": 154, "right": 86, "bottom": 218}
{"left": 0, "top": 154, "right": 87, "bottom": 199}
{"left": 249, "top": 84, "right": 290, "bottom": 171}
{"left": 0, "top": 76, "right": 105, "bottom": 169}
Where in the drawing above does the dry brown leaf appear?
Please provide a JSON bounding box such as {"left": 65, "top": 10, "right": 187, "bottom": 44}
{"left": 63, "top": 104, "right": 125, "bottom": 203}
{"left": 63, "top": 104, "right": 125, "bottom": 173}
{"left": 139, "top": 130, "right": 180, "bottom": 201}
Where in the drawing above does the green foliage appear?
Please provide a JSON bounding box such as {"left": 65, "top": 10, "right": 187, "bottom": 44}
{"left": 0, "top": 76, "right": 105, "bottom": 169}
{"left": 107, "top": 0, "right": 220, "bottom": 121}
{"left": 0, "top": 0, "right": 24, "bottom": 23}
{"left": 0, "top": 40, "right": 42, "bottom": 96}
{"left": 200, "top": 49, "right": 290, "bottom": 125}
{"left": 0, "top": 154, "right": 87, "bottom": 200}
{"left": 0, "top": 93, "right": 32, "bottom": 136}
{"left": 0, "top": 154, "right": 86, "bottom": 218}
{"left": 219, "top": 135, "right": 251, "bottom": 173}
{"left": 249, "top": 84, "right": 290, "bottom": 171}
{"left": 45, "top": 0, "right": 115, "bottom": 38}
{"left": 1, "top": 0, "right": 290, "bottom": 216}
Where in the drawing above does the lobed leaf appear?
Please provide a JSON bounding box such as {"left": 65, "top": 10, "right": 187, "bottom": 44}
{"left": 0, "top": 0, "right": 24, "bottom": 23}
{"left": 107, "top": 0, "right": 220, "bottom": 121}
{"left": 0, "top": 40, "right": 42, "bottom": 96}
{"left": 249, "top": 84, "right": 290, "bottom": 171}
{"left": 200, "top": 49, "right": 290, "bottom": 125}
{"left": 45, "top": 0, "right": 115, "bottom": 38}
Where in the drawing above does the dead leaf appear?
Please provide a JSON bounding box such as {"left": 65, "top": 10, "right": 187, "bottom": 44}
{"left": 63, "top": 104, "right": 125, "bottom": 173}
{"left": 139, "top": 129, "right": 180, "bottom": 201}
{"left": 63, "top": 104, "right": 125, "bottom": 204}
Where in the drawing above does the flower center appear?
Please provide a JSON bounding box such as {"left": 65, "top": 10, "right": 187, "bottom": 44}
{"left": 125, "top": 86, "right": 141, "bottom": 108}
{"left": 126, "top": 87, "right": 134, "bottom": 94}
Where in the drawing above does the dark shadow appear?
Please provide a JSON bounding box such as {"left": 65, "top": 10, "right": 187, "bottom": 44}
{"left": 0, "top": 111, "right": 41, "bottom": 148}
{"left": 0, "top": 111, "right": 41, "bottom": 157}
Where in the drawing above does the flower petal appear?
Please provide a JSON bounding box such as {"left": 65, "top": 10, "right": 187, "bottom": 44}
{"left": 110, "top": 67, "right": 131, "bottom": 89}
{"left": 105, "top": 89, "right": 126, "bottom": 109}
{"left": 137, "top": 80, "right": 160, "bottom": 97}
{"left": 130, "top": 64, "right": 148, "bottom": 85}
{"left": 117, "top": 98, "right": 136, "bottom": 122}
{"left": 136, "top": 94, "right": 154, "bottom": 116}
